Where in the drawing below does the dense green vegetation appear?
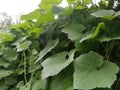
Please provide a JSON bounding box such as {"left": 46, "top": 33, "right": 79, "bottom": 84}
{"left": 0, "top": 0, "right": 120, "bottom": 90}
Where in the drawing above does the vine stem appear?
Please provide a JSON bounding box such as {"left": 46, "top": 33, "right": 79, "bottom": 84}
{"left": 23, "top": 50, "right": 27, "bottom": 84}
{"left": 45, "top": 77, "right": 51, "bottom": 90}
{"left": 115, "top": 77, "right": 120, "bottom": 90}
{"left": 105, "top": 41, "right": 114, "bottom": 60}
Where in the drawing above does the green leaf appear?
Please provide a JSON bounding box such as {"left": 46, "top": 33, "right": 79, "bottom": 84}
{"left": 67, "top": 0, "right": 76, "bottom": 5}
{"left": 3, "top": 47, "right": 18, "bottom": 61}
{"left": 91, "top": 10, "right": 115, "bottom": 17}
{"left": 96, "top": 35, "right": 120, "bottom": 42}
{"left": 0, "top": 70, "right": 13, "bottom": 78}
{"left": 90, "top": 21, "right": 120, "bottom": 42}
{"left": 37, "top": 10, "right": 54, "bottom": 23}
{"left": 52, "top": 5, "right": 65, "bottom": 15}
{"left": 41, "top": 0, "right": 62, "bottom": 5}
{"left": 41, "top": 50, "right": 75, "bottom": 79}
{"left": 83, "top": 0, "right": 91, "bottom": 4}
{"left": 61, "top": 7, "right": 73, "bottom": 15}
{"left": 75, "top": 39, "right": 100, "bottom": 52}
{"left": 73, "top": 51, "right": 119, "bottom": 90}
{"left": 31, "top": 71, "right": 46, "bottom": 90}
{"left": 31, "top": 79, "right": 45, "bottom": 90}
{"left": 0, "top": 32, "right": 14, "bottom": 43}
{"left": 29, "top": 27, "right": 43, "bottom": 38}
{"left": 114, "top": 11, "right": 120, "bottom": 16}
{"left": 16, "top": 40, "right": 32, "bottom": 52}
{"left": 91, "top": 10, "right": 115, "bottom": 20}
{"left": 40, "top": 0, "right": 62, "bottom": 9}
{"left": 0, "top": 81, "right": 8, "bottom": 90}
{"left": 35, "top": 39, "right": 59, "bottom": 63}
{"left": 0, "top": 60, "right": 10, "bottom": 68}
{"left": 62, "top": 23, "right": 86, "bottom": 41}
{"left": 21, "top": 9, "right": 41, "bottom": 20}
{"left": 19, "top": 82, "right": 31, "bottom": 90}
{"left": 5, "top": 77, "right": 17, "bottom": 86}
{"left": 50, "top": 72, "right": 73, "bottom": 90}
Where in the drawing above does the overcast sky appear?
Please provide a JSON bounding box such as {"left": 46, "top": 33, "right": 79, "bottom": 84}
{"left": 0, "top": 0, "right": 99, "bottom": 20}
{"left": 0, "top": 0, "right": 41, "bottom": 19}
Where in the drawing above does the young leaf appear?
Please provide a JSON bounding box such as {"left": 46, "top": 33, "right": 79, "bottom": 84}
{"left": 91, "top": 22, "right": 105, "bottom": 38}
{"left": 73, "top": 51, "right": 119, "bottom": 90}
{"left": 41, "top": 50, "right": 75, "bottom": 79}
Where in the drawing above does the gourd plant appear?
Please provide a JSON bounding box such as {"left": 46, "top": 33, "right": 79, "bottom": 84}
{"left": 0, "top": 0, "right": 120, "bottom": 90}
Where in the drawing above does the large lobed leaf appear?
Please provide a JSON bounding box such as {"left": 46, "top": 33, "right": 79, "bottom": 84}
{"left": 62, "top": 23, "right": 86, "bottom": 41}
{"left": 73, "top": 51, "right": 119, "bottom": 90}
{"left": 41, "top": 50, "right": 75, "bottom": 79}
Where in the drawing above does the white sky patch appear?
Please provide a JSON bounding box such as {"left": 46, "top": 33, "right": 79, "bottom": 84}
{"left": 0, "top": 0, "right": 100, "bottom": 21}
{"left": 0, "top": 0, "right": 41, "bottom": 19}
{"left": 60, "top": 0, "right": 68, "bottom": 8}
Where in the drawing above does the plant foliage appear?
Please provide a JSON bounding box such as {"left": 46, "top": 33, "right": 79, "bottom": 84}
{"left": 0, "top": 0, "right": 120, "bottom": 90}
